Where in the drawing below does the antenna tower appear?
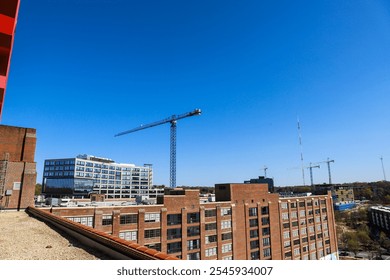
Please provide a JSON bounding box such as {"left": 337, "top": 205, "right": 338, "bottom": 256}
{"left": 297, "top": 118, "right": 306, "bottom": 186}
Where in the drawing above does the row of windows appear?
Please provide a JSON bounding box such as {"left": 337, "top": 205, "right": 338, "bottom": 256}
{"left": 281, "top": 200, "right": 326, "bottom": 210}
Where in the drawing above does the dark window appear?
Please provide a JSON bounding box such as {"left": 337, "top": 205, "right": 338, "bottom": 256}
{"left": 205, "top": 209, "right": 216, "bottom": 217}
{"left": 222, "top": 232, "right": 232, "bottom": 240}
{"left": 167, "top": 242, "right": 182, "bottom": 254}
{"left": 250, "top": 229, "right": 259, "bottom": 238}
{"left": 102, "top": 215, "right": 112, "bottom": 226}
{"left": 167, "top": 228, "right": 182, "bottom": 240}
{"left": 205, "top": 223, "right": 217, "bottom": 231}
{"left": 187, "top": 226, "right": 200, "bottom": 237}
{"left": 187, "top": 212, "right": 200, "bottom": 223}
{"left": 261, "top": 207, "right": 269, "bottom": 215}
{"left": 250, "top": 240, "right": 260, "bottom": 249}
{"left": 145, "top": 229, "right": 161, "bottom": 239}
{"left": 120, "top": 214, "right": 138, "bottom": 224}
{"left": 167, "top": 214, "right": 182, "bottom": 225}
{"left": 262, "top": 227, "right": 270, "bottom": 236}
{"left": 249, "top": 219, "right": 259, "bottom": 227}
{"left": 261, "top": 217, "right": 270, "bottom": 226}
{"left": 250, "top": 251, "right": 260, "bottom": 260}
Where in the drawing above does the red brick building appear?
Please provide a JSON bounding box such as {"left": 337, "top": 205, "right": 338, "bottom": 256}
{"left": 0, "top": 125, "right": 37, "bottom": 210}
{"left": 44, "top": 183, "right": 338, "bottom": 260}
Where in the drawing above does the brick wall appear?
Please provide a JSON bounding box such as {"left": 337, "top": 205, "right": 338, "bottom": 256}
{"left": 0, "top": 125, "right": 37, "bottom": 210}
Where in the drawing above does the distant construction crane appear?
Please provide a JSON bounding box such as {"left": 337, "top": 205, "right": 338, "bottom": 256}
{"left": 115, "top": 109, "right": 201, "bottom": 188}
{"left": 307, "top": 163, "right": 320, "bottom": 186}
{"left": 315, "top": 158, "right": 335, "bottom": 185}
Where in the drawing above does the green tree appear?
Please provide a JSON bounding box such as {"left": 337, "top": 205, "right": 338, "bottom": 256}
{"left": 35, "top": 183, "right": 42, "bottom": 195}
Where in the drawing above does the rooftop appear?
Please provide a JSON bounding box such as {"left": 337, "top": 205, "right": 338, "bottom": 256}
{"left": 0, "top": 210, "right": 109, "bottom": 260}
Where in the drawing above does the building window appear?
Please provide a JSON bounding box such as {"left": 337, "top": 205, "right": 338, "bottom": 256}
{"left": 167, "top": 214, "right": 182, "bottom": 225}
{"left": 221, "top": 220, "right": 232, "bottom": 229}
{"left": 250, "top": 240, "right": 259, "bottom": 250}
{"left": 205, "top": 235, "right": 217, "bottom": 244}
{"left": 282, "top": 212, "right": 289, "bottom": 220}
{"left": 221, "top": 208, "right": 232, "bottom": 216}
{"left": 261, "top": 206, "right": 269, "bottom": 215}
{"left": 301, "top": 227, "right": 307, "bottom": 235}
{"left": 263, "top": 237, "right": 270, "bottom": 246}
{"left": 67, "top": 216, "right": 93, "bottom": 227}
{"left": 261, "top": 217, "right": 270, "bottom": 226}
{"left": 283, "top": 231, "right": 290, "bottom": 239}
{"left": 250, "top": 229, "right": 259, "bottom": 238}
{"left": 222, "top": 243, "right": 232, "bottom": 253}
{"left": 187, "top": 226, "right": 200, "bottom": 237}
{"left": 249, "top": 219, "right": 258, "bottom": 227}
{"left": 291, "top": 211, "right": 298, "bottom": 218}
{"left": 167, "top": 228, "right": 182, "bottom": 240}
{"left": 223, "top": 255, "right": 233, "bottom": 260}
{"left": 187, "top": 212, "right": 200, "bottom": 223}
{"left": 187, "top": 239, "right": 200, "bottom": 250}
{"left": 284, "top": 240, "right": 291, "bottom": 248}
{"left": 249, "top": 207, "right": 258, "bottom": 217}
{"left": 145, "top": 229, "right": 161, "bottom": 239}
{"left": 205, "top": 247, "right": 217, "bottom": 257}
{"left": 120, "top": 214, "right": 138, "bottom": 224}
{"left": 187, "top": 252, "right": 200, "bottom": 260}
{"left": 281, "top": 202, "right": 288, "bottom": 209}
{"left": 167, "top": 242, "right": 182, "bottom": 254}
{"left": 119, "top": 230, "right": 137, "bottom": 241}
{"left": 205, "top": 209, "right": 216, "bottom": 217}
{"left": 263, "top": 247, "right": 271, "bottom": 258}
{"left": 145, "top": 213, "right": 160, "bottom": 223}
{"left": 262, "top": 227, "right": 270, "bottom": 236}
{"left": 294, "top": 248, "right": 300, "bottom": 256}
{"left": 222, "top": 232, "right": 232, "bottom": 240}
{"left": 102, "top": 215, "right": 113, "bottom": 226}
{"left": 251, "top": 251, "right": 260, "bottom": 260}
{"left": 292, "top": 229, "right": 299, "bottom": 237}
{"left": 205, "top": 223, "right": 217, "bottom": 231}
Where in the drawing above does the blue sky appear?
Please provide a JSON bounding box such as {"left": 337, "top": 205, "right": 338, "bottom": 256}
{"left": 2, "top": 0, "right": 390, "bottom": 187}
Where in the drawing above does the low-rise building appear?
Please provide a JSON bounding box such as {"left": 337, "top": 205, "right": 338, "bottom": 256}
{"left": 369, "top": 206, "right": 390, "bottom": 234}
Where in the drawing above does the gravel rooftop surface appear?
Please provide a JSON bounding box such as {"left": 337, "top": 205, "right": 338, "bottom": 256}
{"left": 0, "top": 210, "right": 107, "bottom": 260}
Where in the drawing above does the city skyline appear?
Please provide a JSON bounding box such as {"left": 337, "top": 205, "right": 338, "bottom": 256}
{"left": 2, "top": 0, "right": 390, "bottom": 187}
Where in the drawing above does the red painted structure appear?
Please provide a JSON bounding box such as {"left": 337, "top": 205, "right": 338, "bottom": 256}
{"left": 0, "top": 0, "right": 20, "bottom": 120}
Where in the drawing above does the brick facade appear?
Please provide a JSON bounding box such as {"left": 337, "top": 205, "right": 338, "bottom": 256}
{"left": 0, "top": 125, "right": 37, "bottom": 210}
{"left": 43, "top": 183, "right": 338, "bottom": 260}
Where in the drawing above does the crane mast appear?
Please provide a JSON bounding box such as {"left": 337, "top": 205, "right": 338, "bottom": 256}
{"left": 115, "top": 109, "right": 201, "bottom": 188}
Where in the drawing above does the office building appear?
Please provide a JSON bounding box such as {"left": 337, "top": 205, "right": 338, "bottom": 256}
{"left": 45, "top": 182, "right": 338, "bottom": 260}
{"left": 42, "top": 154, "right": 154, "bottom": 199}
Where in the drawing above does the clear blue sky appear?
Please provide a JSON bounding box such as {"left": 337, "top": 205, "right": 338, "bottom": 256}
{"left": 2, "top": 0, "right": 390, "bottom": 187}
